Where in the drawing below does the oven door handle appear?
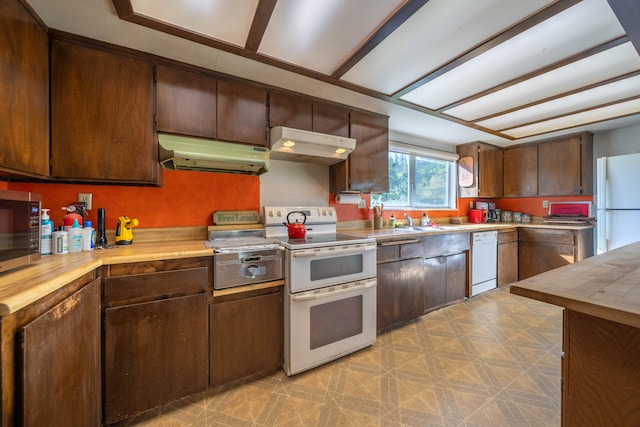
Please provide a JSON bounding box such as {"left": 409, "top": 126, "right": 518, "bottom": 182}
{"left": 291, "top": 244, "right": 376, "bottom": 258}
{"left": 291, "top": 280, "right": 376, "bottom": 302}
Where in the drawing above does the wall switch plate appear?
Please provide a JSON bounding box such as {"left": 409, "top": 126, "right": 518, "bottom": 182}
{"left": 358, "top": 199, "right": 366, "bottom": 209}
{"left": 542, "top": 200, "right": 549, "bottom": 208}
{"left": 78, "top": 193, "right": 92, "bottom": 210}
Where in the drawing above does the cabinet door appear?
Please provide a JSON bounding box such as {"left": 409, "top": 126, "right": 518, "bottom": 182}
{"left": 0, "top": 0, "right": 49, "bottom": 176}
{"left": 518, "top": 242, "right": 574, "bottom": 280}
{"left": 424, "top": 257, "right": 446, "bottom": 312}
{"left": 313, "top": 101, "right": 349, "bottom": 137}
{"left": 497, "top": 241, "right": 518, "bottom": 286}
{"left": 156, "top": 65, "right": 217, "bottom": 138}
{"left": 104, "top": 293, "right": 208, "bottom": 424}
{"left": 445, "top": 253, "right": 467, "bottom": 303}
{"left": 217, "top": 80, "right": 268, "bottom": 146}
{"left": 538, "top": 137, "right": 582, "bottom": 196}
{"left": 479, "top": 148, "right": 503, "bottom": 197}
{"left": 210, "top": 289, "right": 283, "bottom": 386}
{"left": 269, "top": 91, "right": 312, "bottom": 130}
{"left": 376, "top": 257, "right": 423, "bottom": 330}
{"left": 503, "top": 145, "right": 537, "bottom": 197}
{"left": 21, "top": 279, "right": 101, "bottom": 427}
{"left": 331, "top": 110, "right": 389, "bottom": 193}
{"left": 51, "top": 40, "right": 156, "bottom": 183}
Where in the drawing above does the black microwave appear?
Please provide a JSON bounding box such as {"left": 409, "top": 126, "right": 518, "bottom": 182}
{"left": 0, "top": 190, "right": 41, "bottom": 273}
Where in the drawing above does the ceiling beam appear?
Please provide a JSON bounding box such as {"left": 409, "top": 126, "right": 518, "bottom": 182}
{"left": 330, "top": 0, "right": 430, "bottom": 79}
{"left": 607, "top": 0, "right": 640, "bottom": 55}
{"left": 245, "top": 0, "right": 278, "bottom": 52}
{"left": 440, "top": 36, "right": 630, "bottom": 118}
{"left": 391, "top": 0, "right": 581, "bottom": 100}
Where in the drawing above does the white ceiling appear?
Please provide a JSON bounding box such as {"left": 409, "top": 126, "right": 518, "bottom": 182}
{"left": 25, "top": 0, "right": 640, "bottom": 149}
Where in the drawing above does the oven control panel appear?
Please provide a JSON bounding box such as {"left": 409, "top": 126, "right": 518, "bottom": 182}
{"left": 263, "top": 206, "right": 337, "bottom": 226}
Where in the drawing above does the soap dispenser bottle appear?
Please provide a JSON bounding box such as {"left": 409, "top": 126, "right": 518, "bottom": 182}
{"left": 41, "top": 209, "right": 54, "bottom": 255}
{"left": 421, "top": 212, "right": 430, "bottom": 226}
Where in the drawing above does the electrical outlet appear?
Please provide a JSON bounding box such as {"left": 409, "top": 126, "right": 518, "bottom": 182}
{"left": 78, "top": 193, "right": 92, "bottom": 210}
{"left": 542, "top": 200, "right": 549, "bottom": 208}
{"left": 358, "top": 199, "right": 366, "bottom": 209}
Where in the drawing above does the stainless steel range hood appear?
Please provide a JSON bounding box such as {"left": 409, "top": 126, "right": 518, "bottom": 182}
{"left": 158, "top": 134, "right": 269, "bottom": 175}
{"left": 269, "top": 126, "right": 356, "bottom": 165}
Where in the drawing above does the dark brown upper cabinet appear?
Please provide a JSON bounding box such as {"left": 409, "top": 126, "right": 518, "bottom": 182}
{"left": 313, "top": 101, "right": 349, "bottom": 137}
{"left": 330, "top": 110, "right": 389, "bottom": 193}
{"left": 156, "top": 65, "right": 217, "bottom": 139}
{"left": 0, "top": 0, "right": 49, "bottom": 177}
{"left": 503, "top": 144, "right": 538, "bottom": 197}
{"left": 456, "top": 142, "right": 503, "bottom": 198}
{"left": 217, "top": 80, "right": 268, "bottom": 147}
{"left": 268, "top": 91, "right": 350, "bottom": 138}
{"left": 50, "top": 39, "right": 157, "bottom": 184}
{"left": 538, "top": 132, "right": 593, "bottom": 196}
{"left": 268, "top": 91, "right": 312, "bottom": 131}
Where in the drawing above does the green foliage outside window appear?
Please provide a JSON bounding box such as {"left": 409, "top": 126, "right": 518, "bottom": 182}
{"left": 371, "top": 151, "right": 454, "bottom": 209}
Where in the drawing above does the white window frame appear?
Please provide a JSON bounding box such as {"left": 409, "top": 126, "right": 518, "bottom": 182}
{"left": 374, "top": 141, "right": 459, "bottom": 210}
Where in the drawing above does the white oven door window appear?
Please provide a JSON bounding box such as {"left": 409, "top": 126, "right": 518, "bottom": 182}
{"left": 285, "top": 278, "right": 376, "bottom": 376}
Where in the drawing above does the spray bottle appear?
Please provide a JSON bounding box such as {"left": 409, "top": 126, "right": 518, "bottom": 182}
{"left": 41, "top": 209, "right": 54, "bottom": 255}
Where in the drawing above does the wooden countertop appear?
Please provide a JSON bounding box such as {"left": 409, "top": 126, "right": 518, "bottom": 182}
{"left": 510, "top": 242, "right": 640, "bottom": 329}
{"left": 340, "top": 221, "right": 593, "bottom": 241}
{"left": 0, "top": 240, "right": 213, "bottom": 316}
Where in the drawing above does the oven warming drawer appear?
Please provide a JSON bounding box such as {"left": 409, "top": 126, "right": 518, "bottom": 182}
{"left": 214, "top": 248, "right": 283, "bottom": 290}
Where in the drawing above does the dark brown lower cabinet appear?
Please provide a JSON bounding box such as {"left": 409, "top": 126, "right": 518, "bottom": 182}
{"left": 102, "top": 258, "right": 211, "bottom": 424}
{"left": 497, "top": 230, "right": 518, "bottom": 286}
{"left": 562, "top": 309, "right": 640, "bottom": 426}
{"left": 104, "top": 294, "right": 208, "bottom": 424}
{"left": 518, "top": 228, "right": 593, "bottom": 280}
{"left": 424, "top": 253, "right": 466, "bottom": 313}
{"left": 376, "top": 257, "right": 424, "bottom": 330}
{"left": 20, "top": 278, "right": 101, "bottom": 427}
{"left": 210, "top": 287, "right": 284, "bottom": 386}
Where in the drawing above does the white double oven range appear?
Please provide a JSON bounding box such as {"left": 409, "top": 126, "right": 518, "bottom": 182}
{"left": 263, "top": 206, "right": 377, "bottom": 376}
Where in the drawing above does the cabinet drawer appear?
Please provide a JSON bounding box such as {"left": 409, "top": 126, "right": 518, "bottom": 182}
{"left": 498, "top": 230, "right": 517, "bottom": 244}
{"left": 519, "top": 229, "right": 575, "bottom": 245}
{"left": 104, "top": 267, "right": 209, "bottom": 306}
{"left": 423, "top": 233, "right": 470, "bottom": 258}
{"left": 376, "top": 238, "right": 422, "bottom": 263}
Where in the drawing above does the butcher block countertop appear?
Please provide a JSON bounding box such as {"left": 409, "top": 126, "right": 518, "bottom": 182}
{"left": 0, "top": 240, "right": 214, "bottom": 316}
{"left": 510, "top": 242, "right": 640, "bottom": 329}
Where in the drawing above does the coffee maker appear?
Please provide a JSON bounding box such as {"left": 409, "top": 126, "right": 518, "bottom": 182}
{"left": 487, "top": 202, "right": 500, "bottom": 222}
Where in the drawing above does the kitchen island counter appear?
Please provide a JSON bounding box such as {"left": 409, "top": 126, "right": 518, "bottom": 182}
{"left": 510, "top": 241, "right": 640, "bottom": 328}
{"left": 510, "top": 242, "right": 640, "bottom": 426}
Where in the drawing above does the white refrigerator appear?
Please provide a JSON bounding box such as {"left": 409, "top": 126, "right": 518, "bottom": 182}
{"left": 596, "top": 153, "right": 640, "bottom": 254}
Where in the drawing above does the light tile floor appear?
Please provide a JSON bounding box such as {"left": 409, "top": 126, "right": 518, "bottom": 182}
{"left": 118, "top": 286, "right": 563, "bottom": 426}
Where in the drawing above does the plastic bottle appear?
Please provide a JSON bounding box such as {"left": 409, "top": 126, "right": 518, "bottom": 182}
{"left": 41, "top": 209, "right": 54, "bottom": 255}
{"left": 421, "top": 212, "right": 430, "bottom": 226}
{"left": 69, "top": 219, "right": 83, "bottom": 253}
{"left": 83, "top": 220, "right": 94, "bottom": 251}
{"left": 388, "top": 213, "right": 395, "bottom": 228}
{"left": 52, "top": 227, "right": 68, "bottom": 255}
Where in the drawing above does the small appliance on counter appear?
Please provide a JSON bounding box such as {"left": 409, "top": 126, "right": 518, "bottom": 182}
{"left": 115, "top": 216, "right": 139, "bottom": 245}
{"left": 544, "top": 202, "right": 594, "bottom": 226}
{"left": 0, "top": 190, "right": 41, "bottom": 273}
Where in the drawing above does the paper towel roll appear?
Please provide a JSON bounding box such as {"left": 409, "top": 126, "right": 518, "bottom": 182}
{"left": 335, "top": 193, "right": 362, "bottom": 204}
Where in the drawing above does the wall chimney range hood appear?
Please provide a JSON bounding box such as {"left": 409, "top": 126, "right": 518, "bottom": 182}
{"left": 269, "top": 126, "right": 356, "bottom": 165}
{"left": 158, "top": 134, "right": 269, "bottom": 175}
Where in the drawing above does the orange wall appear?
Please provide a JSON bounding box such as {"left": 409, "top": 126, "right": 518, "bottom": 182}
{"left": 6, "top": 174, "right": 594, "bottom": 229}
{"left": 7, "top": 170, "right": 260, "bottom": 229}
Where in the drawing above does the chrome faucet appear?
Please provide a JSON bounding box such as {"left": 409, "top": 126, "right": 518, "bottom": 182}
{"left": 404, "top": 213, "right": 413, "bottom": 226}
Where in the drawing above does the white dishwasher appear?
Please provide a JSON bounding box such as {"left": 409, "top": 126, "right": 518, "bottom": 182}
{"left": 471, "top": 231, "right": 497, "bottom": 296}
